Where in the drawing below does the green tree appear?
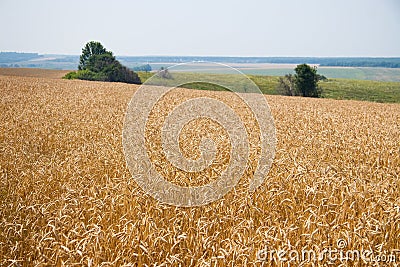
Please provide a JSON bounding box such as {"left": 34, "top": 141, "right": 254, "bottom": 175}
{"left": 85, "top": 53, "right": 116, "bottom": 73}
{"left": 294, "top": 64, "right": 321, "bottom": 97}
{"left": 78, "top": 41, "right": 110, "bottom": 70}
{"left": 133, "top": 64, "right": 152, "bottom": 72}
{"left": 65, "top": 41, "right": 141, "bottom": 84}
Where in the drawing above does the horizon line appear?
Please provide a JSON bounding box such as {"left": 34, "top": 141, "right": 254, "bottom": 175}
{"left": 1, "top": 51, "right": 400, "bottom": 59}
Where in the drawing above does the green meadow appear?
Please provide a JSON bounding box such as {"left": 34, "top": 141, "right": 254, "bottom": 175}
{"left": 138, "top": 72, "right": 400, "bottom": 103}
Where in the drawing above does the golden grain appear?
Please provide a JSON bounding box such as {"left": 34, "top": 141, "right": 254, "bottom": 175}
{"left": 0, "top": 70, "right": 399, "bottom": 266}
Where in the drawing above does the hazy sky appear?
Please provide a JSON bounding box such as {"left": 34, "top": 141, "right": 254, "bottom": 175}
{"left": 0, "top": 0, "right": 399, "bottom": 57}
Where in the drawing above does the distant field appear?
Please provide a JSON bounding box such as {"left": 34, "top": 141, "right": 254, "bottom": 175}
{"left": 319, "top": 79, "right": 400, "bottom": 103}
{"left": 0, "top": 68, "right": 398, "bottom": 103}
{"left": 319, "top": 67, "right": 400, "bottom": 82}
{"left": 238, "top": 66, "right": 400, "bottom": 82}
{"left": 138, "top": 71, "right": 400, "bottom": 103}
{"left": 2, "top": 52, "right": 400, "bottom": 81}
{"left": 1, "top": 70, "right": 399, "bottom": 265}
{"left": 147, "top": 63, "right": 400, "bottom": 82}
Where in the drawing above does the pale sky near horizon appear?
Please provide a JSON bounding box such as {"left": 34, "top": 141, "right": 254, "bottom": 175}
{"left": 0, "top": 0, "right": 399, "bottom": 57}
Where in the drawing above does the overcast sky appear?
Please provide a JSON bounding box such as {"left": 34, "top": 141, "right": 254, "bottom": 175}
{"left": 0, "top": 0, "right": 399, "bottom": 57}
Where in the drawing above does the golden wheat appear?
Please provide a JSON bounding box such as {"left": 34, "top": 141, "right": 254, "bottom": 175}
{"left": 0, "top": 70, "right": 399, "bottom": 266}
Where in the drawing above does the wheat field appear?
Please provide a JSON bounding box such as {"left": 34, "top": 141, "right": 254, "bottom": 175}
{"left": 0, "top": 70, "right": 399, "bottom": 266}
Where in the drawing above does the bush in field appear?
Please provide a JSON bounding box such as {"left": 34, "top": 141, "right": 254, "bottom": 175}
{"left": 294, "top": 64, "right": 322, "bottom": 97}
{"left": 66, "top": 69, "right": 107, "bottom": 81}
{"left": 64, "top": 41, "right": 141, "bottom": 84}
{"left": 276, "top": 64, "right": 323, "bottom": 97}
{"left": 157, "top": 67, "right": 173, "bottom": 79}
{"left": 276, "top": 74, "right": 297, "bottom": 96}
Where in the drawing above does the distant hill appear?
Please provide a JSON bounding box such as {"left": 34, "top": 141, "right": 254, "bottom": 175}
{"left": 1, "top": 52, "right": 400, "bottom": 81}
{"left": 0, "top": 52, "right": 78, "bottom": 69}
{"left": 118, "top": 56, "right": 400, "bottom": 68}
{"left": 1, "top": 52, "right": 399, "bottom": 69}
{"left": 0, "top": 52, "right": 42, "bottom": 64}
